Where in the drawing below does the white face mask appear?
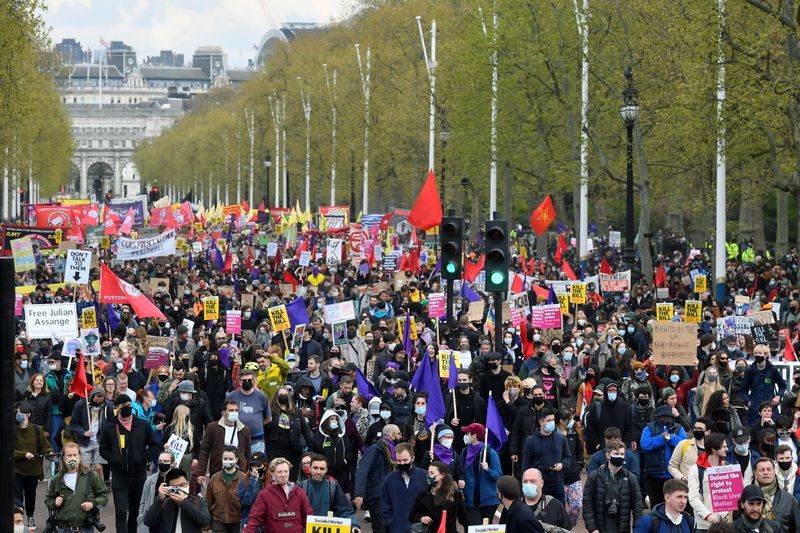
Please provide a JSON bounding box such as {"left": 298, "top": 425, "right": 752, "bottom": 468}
{"left": 380, "top": 410, "right": 392, "bottom": 420}
{"left": 180, "top": 393, "right": 191, "bottom": 402}
{"left": 440, "top": 438, "right": 453, "bottom": 449}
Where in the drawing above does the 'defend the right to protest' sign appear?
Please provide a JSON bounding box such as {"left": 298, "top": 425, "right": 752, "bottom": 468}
{"left": 651, "top": 322, "right": 697, "bottom": 366}
{"left": 707, "top": 464, "right": 744, "bottom": 513}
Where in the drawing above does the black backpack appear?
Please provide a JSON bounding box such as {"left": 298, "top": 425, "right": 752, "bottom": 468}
{"left": 298, "top": 478, "right": 337, "bottom": 512}
{"left": 650, "top": 512, "right": 694, "bottom": 533}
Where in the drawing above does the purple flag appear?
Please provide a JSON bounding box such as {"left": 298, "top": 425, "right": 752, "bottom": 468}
{"left": 286, "top": 297, "right": 309, "bottom": 328}
{"left": 355, "top": 368, "right": 381, "bottom": 400}
{"left": 461, "top": 283, "right": 481, "bottom": 303}
{"left": 188, "top": 250, "right": 194, "bottom": 271}
{"left": 486, "top": 393, "right": 508, "bottom": 450}
{"left": 448, "top": 352, "right": 459, "bottom": 389}
{"left": 107, "top": 304, "right": 120, "bottom": 331}
{"left": 402, "top": 312, "right": 414, "bottom": 356}
{"left": 546, "top": 286, "right": 558, "bottom": 305}
{"left": 410, "top": 354, "right": 446, "bottom": 426}
{"left": 219, "top": 346, "right": 231, "bottom": 368}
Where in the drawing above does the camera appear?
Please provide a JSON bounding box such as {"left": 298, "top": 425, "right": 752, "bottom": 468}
{"left": 168, "top": 486, "right": 184, "bottom": 495}
{"left": 607, "top": 500, "right": 619, "bottom": 518}
{"left": 86, "top": 508, "right": 106, "bottom": 531}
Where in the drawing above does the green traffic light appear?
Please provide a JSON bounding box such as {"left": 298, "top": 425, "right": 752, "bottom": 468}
{"left": 490, "top": 271, "right": 506, "bottom": 285}
{"left": 445, "top": 261, "right": 457, "bottom": 274}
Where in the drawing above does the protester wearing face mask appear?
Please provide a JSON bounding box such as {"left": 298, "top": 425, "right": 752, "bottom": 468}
{"left": 409, "top": 461, "right": 469, "bottom": 533}
{"left": 520, "top": 467, "right": 572, "bottom": 530}
{"left": 694, "top": 365, "right": 724, "bottom": 419}
{"left": 137, "top": 451, "right": 176, "bottom": 530}
{"left": 584, "top": 380, "right": 638, "bottom": 455}
{"left": 236, "top": 452, "right": 269, "bottom": 531}
{"left": 365, "top": 401, "right": 395, "bottom": 445}
{"left": 533, "top": 354, "right": 566, "bottom": 410}
{"left": 197, "top": 400, "right": 252, "bottom": 488}
{"left": 44, "top": 442, "right": 109, "bottom": 533}
{"left": 478, "top": 352, "right": 511, "bottom": 403}
{"left": 446, "top": 370, "right": 487, "bottom": 455}
{"left": 309, "top": 410, "right": 352, "bottom": 493}
{"left": 99, "top": 395, "right": 160, "bottom": 533}
{"left": 14, "top": 349, "right": 31, "bottom": 397}
{"left": 741, "top": 343, "right": 788, "bottom": 426}
{"left": 14, "top": 402, "right": 52, "bottom": 528}
{"left": 726, "top": 426, "right": 759, "bottom": 485}
{"left": 354, "top": 424, "right": 403, "bottom": 532}
{"left": 640, "top": 404, "right": 687, "bottom": 508}
{"left": 262, "top": 387, "right": 314, "bottom": 479}
{"left": 457, "top": 423, "right": 502, "bottom": 525}
{"left": 226, "top": 368, "right": 271, "bottom": 454}
{"left": 205, "top": 446, "right": 246, "bottom": 532}
{"left": 44, "top": 353, "right": 67, "bottom": 452}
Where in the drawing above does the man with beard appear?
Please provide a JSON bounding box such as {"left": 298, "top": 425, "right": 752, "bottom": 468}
{"left": 732, "top": 485, "right": 780, "bottom": 533}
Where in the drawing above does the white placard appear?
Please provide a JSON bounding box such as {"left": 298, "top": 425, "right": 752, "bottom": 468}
{"left": 323, "top": 301, "right": 357, "bottom": 324}
{"left": 115, "top": 229, "right": 177, "bottom": 260}
{"left": 166, "top": 434, "right": 189, "bottom": 465}
{"left": 267, "top": 242, "right": 278, "bottom": 257}
{"left": 327, "top": 239, "right": 343, "bottom": 266}
{"left": 24, "top": 303, "right": 79, "bottom": 339}
{"left": 609, "top": 230, "right": 621, "bottom": 248}
{"left": 299, "top": 250, "right": 312, "bottom": 267}
{"left": 65, "top": 249, "right": 92, "bottom": 285}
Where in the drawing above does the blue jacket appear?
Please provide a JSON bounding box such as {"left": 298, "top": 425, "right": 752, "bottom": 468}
{"left": 640, "top": 422, "right": 686, "bottom": 478}
{"left": 740, "top": 362, "right": 787, "bottom": 423}
{"left": 299, "top": 478, "right": 358, "bottom": 527}
{"left": 587, "top": 448, "right": 640, "bottom": 477}
{"left": 459, "top": 444, "right": 502, "bottom": 508}
{"left": 237, "top": 476, "right": 262, "bottom": 526}
{"left": 520, "top": 430, "right": 572, "bottom": 485}
{"left": 354, "top": 439, "right": 396, "bottom": 504}
{"left": 381, "top": 466, "right": 427, "bottom": 533}
{"left": 634, "top": 502, "right": 693, "bottom": 533}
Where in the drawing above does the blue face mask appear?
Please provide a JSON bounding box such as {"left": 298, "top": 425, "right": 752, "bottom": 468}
{"left": 544, "top": 420, "right": 556, "bottom": 433}
{"left": 735, "top": 443, "right": 749, "bottom": 454}
{"left": 607, "top": 392, "right": 618, "bottom": 402}
{"left": 15, "top": 412, "right": 25, "bottom": 424}
{"left": 329, "top": 421, "right": 339, "bottom": 430}
{"left": 627, "top": 326, "right": 635, "bottom": 334}
{"left": 522, "top": 483, "right": 538, "bottom": 499}
{"left": 670, "top": 375, "right": 680, "bottom": 384}
{"left": 618, "top": 346, "right": 627, "bottom": 356}
{"left": 415, "top": 406, "right": 426, "bottom": 416}
{"left": 635, "top": 371, "right": 647, "bottom": 381}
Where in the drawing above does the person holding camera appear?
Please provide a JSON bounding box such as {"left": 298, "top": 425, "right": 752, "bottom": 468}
{"left": 583, "top": 441, "right": 643, "bottom": 533}
{"left": 44, "top": 442, "right": 109, "bottom": 533}
{"left": 143, "top": 468, "right": 211, "bottom": 533}
{"left": 640, "top": 404, "right": 687, "bottom": 507}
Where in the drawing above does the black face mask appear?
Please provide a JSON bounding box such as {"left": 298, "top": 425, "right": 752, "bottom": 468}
{"left": 119, "top": 405, "right": 133, "bottom": 418}
{"left": 331, "top": 367, "right": 341, "bottom": 376}
{"left": 488, "top": 362, "right": 499, "bottom": 370}
{"left": 458, "top": 383, "right": 470, "bottom": 391}
{"left": 397, "top": 462, "right": 412, "bottom": 472}
{"left": 550, "top": 344, "right": 561, "bottom": 354}
{"left": 693, "top": 430, "right": 706, "bottom": 441}
{"left": 761, "top": 443, "right": 775, "bottom": 454}
{"left": 532, "top": 397, "right": 545, "bottom": 406}
{"left": 277, "top": 395, "right": 289, "bottom": 405}
{"left": 755, "top": 356, "right": 766, "bottom": 364}
{"left": 609, "top": 456, "right": 625, "bottom": 467}
{"left": 158, "top": 463, "right": 172, "bottom": 474}
{"left": 637, "top": 399, "right": 650, "bottom": 407}
{"left": 158, "top": 374, "right": 169, "bottom": 383}
{"left": 241, "top": 381, "right": 254, "bottom": 391}
{"left": 778, "top": 460, "right": 794, "bottom": 472}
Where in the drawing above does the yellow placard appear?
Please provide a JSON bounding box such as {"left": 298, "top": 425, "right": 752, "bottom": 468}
{"left": 569, "top": 283, "right": 586, "bottom": 305}
{"left": 82, "top": 307, "right": 98, "bottom": 329}
{"left": 684, "top": 300, "right": 702, "bottom": 323}
{"left": 438, "top": 349, "right": 461, "bottom": 378}
{"left": 15, "top": 282, "right": 69, "bottom": 295}
{"left": 305, "top": 516, "right": 351, "bottom": 533}
{"left": 656, "top": 303, "right": 674, "bottom": 322}
{"left": 268, "top": 305, "right": 291, "bottom": 332}
{"left": 557, "top": 293, "right": 569, "bottom": 315}
{"left": 100, "top": 237, "right": 110, "bottom": 250}
{"left": 180, "top": 257, "right": 188, "bottom": 269}
{"left": 694, "top": 274, "right": 707, "bottom": 293}
{"left": 203, "top": 296, "right": 219, "bottom": 320}
{"left": 397, "top": 316, "right": 418, "bottom": 341}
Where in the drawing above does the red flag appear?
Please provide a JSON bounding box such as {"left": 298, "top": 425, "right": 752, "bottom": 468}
{"left": 519, "top": 321, "right": 535, "bottom": 359}
{"left": 241, "top": 200, "right": 250, "bottom": 214}
{"left": 81, "top": 205, "right": 100, "bottom": 226}
{"left": 533, "top": 285, "right": 550, "bottom": 300}
{"left": 530, "top": 195, "right": 557, "bottom": 236}
{"left": 366, "top": 244, "right": 376, "bottom": 268}
{"left": 511, "top": 273, "right": 524, "bottom": 293}
{"left": 600, "top": 256, "right": 613, "bottom": 275}
{"left": 221, "top": 251, "right": 233, "bottom": 273}
{"left": 784, "top": 329, "right": 796, "bottom": 362}
{"left": 99, "top": 263, "right": 167, "bottom": 319}
{"left": 554, "top": 234, "right": 567, "bottom": 263}
{"left": 437, "top": 511, "right": 448, "bottom": 533}
{"left": 295, "top": 239, "right": 309, "bottom": 260}
{"left": 407, "top": 170, "right": 443, "bottom": 231}
{"left": 102, "top": 206, "right": 121, "bottom": 236}
{"left": 561, "top": 261, "right": 577, "bottom": 280}
{"left": 282, "top": 269, "right": 299, "bottom": 289}
{"left": 398, "top": 250, "right": 410, "bottom": 271}
{"left": 463, "top": 254, "right": 485, "bottom": 283}
{"left": 69, "top": 354, "right": 92, "bottom": 398}
{"left": 119, "top": 207, "right": 135, "bottom": 235}
{"left": 655, "top": 265, "right": 667, "bottom": 288}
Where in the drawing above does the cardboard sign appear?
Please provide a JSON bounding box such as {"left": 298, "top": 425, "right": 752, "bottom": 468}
{"left": 24, "top": 303, "right": 78, "bottom": 339}
{"left": 145, "top": 346, "right": 169, "bottom": 369}
{"left": 557, "top": 292, "right": 569, "bottom": 315}
{"left": 299, "top": 250, "right": 312, "bottom": 267}
{"left": 530, "top": 304, "right": 562, "bottom": 330}
{"left": 599, "top": 270, "right": 631, "bottom": 293}
{"left": 751, "top": 324, "right": 777, "bottom": 346}
{"left": 693, "top": 274, "right": 707, "bottom": 293}
{"left": 322, "top": 301, "right": 356, "bottom": 324}
{"left": 751, "top": 310, "right": 776, "bottom": 325}
{"left": 166, "top": 434, "right": 190, "bottom": 465}
{"left": 65, "top": 249, "right": 92, "bottom": 284}
{"left": 241, "top": 293, "right": 255, "bottom": 310}
{"left": 427, "top": 293, "right": 446, "bottom": 319}
{"left": 332, "top": 321, "right": 349, "bottom": 346}
{"left": 305, "top": 515, "right": 351, "bottom": 533}
{"left": 684, "top": 300, "right": 702, "bottom": 323}
{"left": 11, "top": 236, "right": 35, "bottom": 272}
{"left": 226, "top": 310, "right": 242, "bottom": 334}
{"left": 569, "top": 283, "right": 586, "bottom": 304}
{"left": 467, "top": 300, "right": 485, "bottom": 322}
{"left": 651, "top": 322, "right": 697, "bottom": 366}
{"left": 707, "top": 464, "right": 744, "bottom": 513}
{"left": 203, "top": 296, "right": 219, "bottom": 320}
{"left": 81, "top": 306, "right": 98, "bottom": 329}
{"left": 268, "top": 305, "right": 291, "bottom": 332}
{"left": 656, "top": 303, "right": 674, "bottom": 322}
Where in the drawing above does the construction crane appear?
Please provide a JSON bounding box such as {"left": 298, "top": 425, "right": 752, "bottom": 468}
{"left": 256, "top": 0, "right": 278, "bottom": 29}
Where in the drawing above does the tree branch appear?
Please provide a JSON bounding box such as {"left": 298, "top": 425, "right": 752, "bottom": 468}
{"left": 745, "top": 0, "right": 798, "bottom": 30}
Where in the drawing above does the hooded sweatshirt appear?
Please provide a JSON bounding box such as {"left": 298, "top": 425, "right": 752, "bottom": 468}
{"left": 310, "top": 410, "right": 348, "bottom": 473}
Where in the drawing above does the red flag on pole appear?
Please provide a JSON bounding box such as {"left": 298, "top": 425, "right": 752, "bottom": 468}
{"left": 530, "top": 195, "right": 557, "bottom": 236}
{"left": 561, "top": 261, "right": 577, "bottom": 281}
{"left": 119, "top": 207, "right": 135, "bottom": 235}
{"left": 784, "top": 329, "right": 796, "bottom": 362}
{"left": 69, "top": 354, "right": 92, "bottom": 398}
{"left": 99, "top": 263, "right": 167, "bottom": 319}
{"left": 600, "top": 256, "right": 613, "bottom": 275}
{"left": 436, "top": 510, "right": 448, "bottom": 533}
{"left": 511, "top": 273, "right": 524, "bottom": 293}
{"left": 407, "top": 170, "right": 443, "bottom": 231}
{"left": 463, "top": 254, "right": 485, "bottom": 283}
{"left": 655, "top": 265, "right": 667, "bottom": 288}
{"left": 554, "top": 234, "right": 567, "bottom": 263}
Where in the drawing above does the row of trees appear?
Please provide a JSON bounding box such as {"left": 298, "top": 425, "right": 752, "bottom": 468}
{"left": 134, "top": 0, "right": 800, "bottom": 253}
{"left": 0, "top": 0, "right": 74, "bottom": 204}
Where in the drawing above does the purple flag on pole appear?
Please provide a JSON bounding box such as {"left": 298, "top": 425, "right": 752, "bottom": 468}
{"left": 188, "top": 250, "right": 194, "bottom": 271}
{"left": 448, "top": 352, "right": 459, "bottom": 389}
{"left": 486, "top": 393, "right": 508, "bottom": 450}
{"left": 546, "top": 286, "right": 558, "bottom": 305}
{"left": 461, "top": 283, "right": 481, "bottom": 303}
{"left": 107, "top": 304, "right": 120, "bottom": 331}
{"left": 355, "top": 368, "right": 381, "bottom": 400}
{"left": 286, "top": 297, "right": 309, "bottom": 328}
{"left": 402, "top": 312, "right": 414, "bottom": 356}
{"left": 410, "top": 354, "right": 445, "bottom": 426}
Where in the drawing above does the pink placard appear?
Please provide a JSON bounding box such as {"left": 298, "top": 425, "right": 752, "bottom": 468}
{"left": 510, "top": 308, "right": 524, "bottom": 327}
{"left": 226, "top": 310, "right": 242, "bottom": 334}
{"left": 144, "top": 347, "right": 169, "bottom": 369}
{"left": 530, "top": 304, "right": 562, "bottom": 330}
{"left": 427, "top": 293, "right": 446, "bottom": 319}
{"left": 15, "top": 294, "right": 23, "bottom": 316}
{"left": 707, "top": 465, "right": 743, "bottom": 513}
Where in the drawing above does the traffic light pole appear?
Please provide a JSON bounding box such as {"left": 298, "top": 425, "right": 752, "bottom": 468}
{"left": 0, "top": 257, "right": 16, "bottom": 528}
{"left": 494, "top": 290, "right": 503, "bottom": 354}
{"left": 446, "top": 278, "right": 454, "bottom": 326}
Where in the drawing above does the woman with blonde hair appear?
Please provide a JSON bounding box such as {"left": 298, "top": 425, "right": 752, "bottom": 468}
{"left": 162, "top": 404, "right": 198, "bottom": 479}
{"left": 694, "top": 365, "right": 724, "bottom": 417}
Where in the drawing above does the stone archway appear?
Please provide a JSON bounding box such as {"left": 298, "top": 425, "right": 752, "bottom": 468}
{"left": 88, "top": 161, "right": 114, "bottom": 200}
{"left": 69, "top": 163, "right": 80, "bottom": 193}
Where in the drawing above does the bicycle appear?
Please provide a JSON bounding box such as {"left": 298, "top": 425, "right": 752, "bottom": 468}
{"left": 34, "top": 452, "right": 62, "bottom": 480}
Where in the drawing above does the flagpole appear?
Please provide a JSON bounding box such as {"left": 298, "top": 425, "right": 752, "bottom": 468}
{"left": 324, "top": 65, "right": 337, "bottom": 206}
{"left": 354, "top": 44, "right": 371, "bottom": 214}
{"left": 452, "top": 389, "right": 458, "bottom": 420}
{"left": 415, "top": 17, "right": 437, "bottom": 174}
{"left": 482, "top": 391, "right": 491, "bottom": 464}
{"left": 573, "top": 0, "right": 590, "bottom": 258}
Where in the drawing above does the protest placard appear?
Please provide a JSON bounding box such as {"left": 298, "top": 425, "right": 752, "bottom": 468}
{"left": 268, "top": 305, "right": 291, "bottom": 332}
{"left": 684, "top": 300, "right": 702, "bottom": 323}
{"left": 530, "top": 304, "right": 562, "bottom": 330}
{"left": 305, "top": 515, "right": 351, "bottom": 533}
{"left": 226, "top": 310, "right": 242, "bottom": 334}
{"left": 557, "top": 293, "right": 569, "bottom": 315}
{"left": 25, "top": 303, "right": 78, "bottom": 339}
{"left": 569, "top": 283, "right": 586, "bottom": 304}
{"left": 707, "top": 464, "right": 744, "bottom": 513}
{"left": 652, "top": 322, "right": 697, "bottom": 366}
{"left": 202, "top": 296, "right": 219, "bottom": 320}
{"left": 299, "top": 250, "right": 312, "bottom": 267}
{"left": 656, "top": 303, "right": 674, "bottom": 322}
{"left": 599, "top": 271, "right": 631, "bottom": 293}
{"left": 751, "top": 310, "right": 776, "bottom": 325}
{"left": 65, "top": 249, "right": 92, "bottom": 284}
{"left": 145, "top": 346, "right": 170, "bottom": 369}
{"left": 81, "top": 306, "right": 98, "bottom": 329}
{"left": 467, "top": 300, "right": 485, "bottom": 322}
{"left": 15, "top": 294, "right": 23, "bottom": 317}
{"left": 166, "top": 434, "right": 190, "bottom": 465}
{"left": 694, "top": 274, "right": 707, "bottom": 293}
{"left": 323, "top": 301, "right": 356, "bottom": 324}
{"left": 608, "top": 230, "right": 621, "bottom": 248}
{"left": 750, "top": 324, "right": 776, "bottom": 346}
{"left": 427, "top": 293, "right": 446, "bottom": 319}
{"left": 80, "top": 328, "right": 100, "bottom": 355}
{"left": 291, "top": 325, "right": 306, "bottom": 350}
{"left": 11, "top": 236, "right": 35, "bottom": 272}
{"left": 333, "top": 321, "right": 349, "bottom": 346}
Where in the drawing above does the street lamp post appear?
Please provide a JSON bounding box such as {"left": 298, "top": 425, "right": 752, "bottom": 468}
{"left": 264, "top": 150, "right": 271, "bottom": 208}
{"left": 439, "top": 128, "right": 449, "bottom": 203}
{"left": 620, "top": 69, "right": 639, "bottom": 267}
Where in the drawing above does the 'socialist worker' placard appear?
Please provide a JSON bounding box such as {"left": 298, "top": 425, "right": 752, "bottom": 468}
{"left": 651, "top": 322, "right": 698, "bottom": 366}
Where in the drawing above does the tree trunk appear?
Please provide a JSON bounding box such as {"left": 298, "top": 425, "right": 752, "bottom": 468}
{"left": 634, "top": 125, "right": 653, "bottom": 283}
{"left": 776, "top": 188, "right": 789, "bottom": 256}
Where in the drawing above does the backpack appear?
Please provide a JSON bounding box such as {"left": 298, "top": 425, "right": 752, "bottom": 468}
{"left": 650, "top": 512, "right": 694, "bottom": 533}
{"left": 298, "top": 478, "right": 337, "bottom": 512}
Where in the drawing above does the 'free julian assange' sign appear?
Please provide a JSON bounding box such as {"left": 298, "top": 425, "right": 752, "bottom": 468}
{"left": 24, "top": 302, "right": 78, "bottom": 339}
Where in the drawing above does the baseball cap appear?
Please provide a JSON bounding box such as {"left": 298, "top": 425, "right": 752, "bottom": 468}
{"left": 731, "top": 426, "right": 749, "bottom": 444}
{"left": 741, "top": 485, "right": 765, "bottom": 502}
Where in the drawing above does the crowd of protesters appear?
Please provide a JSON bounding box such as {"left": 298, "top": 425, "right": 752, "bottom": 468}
{"left": 12, "top": 213, "right": 800, "bottom": 533}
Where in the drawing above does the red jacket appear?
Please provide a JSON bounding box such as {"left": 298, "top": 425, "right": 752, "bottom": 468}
{"left": 243, "top": 482, "right": 312, "bottom": 533}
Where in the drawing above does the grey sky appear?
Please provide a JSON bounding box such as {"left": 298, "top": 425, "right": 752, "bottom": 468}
{"left": 43, "top": 0, "right": 350, "bottom": 68}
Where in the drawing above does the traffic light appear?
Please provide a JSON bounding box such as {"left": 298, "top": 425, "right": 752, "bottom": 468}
{"left": 149, "top": 187, "right": 160, "bottom": 204}
{"left": 440, "top": 216, "right": 464, "bottom": 280}
{"left": 485, "top": 219, "right": 509, "bottom": 292}
{"left": 18, "top": 188, "right": 26, "bottom": 205}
